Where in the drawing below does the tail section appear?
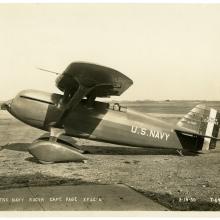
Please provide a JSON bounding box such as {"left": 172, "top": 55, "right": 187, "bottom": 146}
{"left": 175, "top": 104, "right": 220, "bottom": 151}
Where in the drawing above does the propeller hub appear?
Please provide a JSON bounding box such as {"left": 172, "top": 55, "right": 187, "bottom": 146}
{"left": 1, "top": 99, "right": 12, "bottom": 110}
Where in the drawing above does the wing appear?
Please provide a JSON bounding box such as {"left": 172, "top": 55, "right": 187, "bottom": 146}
{"left": 54, "top": 62, "right": 133, "bottom": 125}
{"left": 56, "top": 62, "right": 133, "bottom": 97}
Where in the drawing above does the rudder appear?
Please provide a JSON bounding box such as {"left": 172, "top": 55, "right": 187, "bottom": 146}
{"left": 176, "top": 104, "right": 220, "bottom": 151}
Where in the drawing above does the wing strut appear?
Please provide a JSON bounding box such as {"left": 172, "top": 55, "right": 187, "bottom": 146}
{"left": 55, "top": 85, "right": 93, "bottom": 126}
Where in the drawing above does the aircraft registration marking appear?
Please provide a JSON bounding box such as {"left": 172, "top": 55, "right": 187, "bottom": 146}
{"left": 130, "top": 126, "right": 170, "bottom": 141}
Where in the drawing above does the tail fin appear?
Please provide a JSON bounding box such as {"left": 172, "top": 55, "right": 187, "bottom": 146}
{"left": 176, "top": 104, "right": 220, "bottom": 151}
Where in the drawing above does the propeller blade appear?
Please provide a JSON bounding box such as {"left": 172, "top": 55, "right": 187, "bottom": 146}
{"left": 36, "top": 67, "right": 60, "bottom": 75}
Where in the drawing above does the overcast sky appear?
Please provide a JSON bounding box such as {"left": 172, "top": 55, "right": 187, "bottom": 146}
{"left": 0, "top": 4, "right": 220, "bottom": 101}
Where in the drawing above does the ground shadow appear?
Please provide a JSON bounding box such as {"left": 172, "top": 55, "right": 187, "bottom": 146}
{"left": 3, "top": 143, "right": 29, "bottom": 152}
{"left": 25, "top": 157, "right": 41, "bottom": 163}
{"left": 2, "top": 142, "right": 198, "bottom": 157}
{"left": 0, "top": 172, "right": 218, "bottom": 211}
{"left": 24, "top": 156, "right": 86, "bottom": 164}
{"left": 80, "top": 145, "right": 199, "bottom": 156}
{"left": 0, "top": 173, "right": 169, "bottom": 211}
{"left": 0, "top": 173, "right": 96, "bottom": 191}
{"left": 133, "top": 188, "right": 220, "bottom": 211}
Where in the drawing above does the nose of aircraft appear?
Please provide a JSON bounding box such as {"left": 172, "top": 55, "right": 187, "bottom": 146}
{"left": 0, "top": 99, "right": 13, "bottom": 111}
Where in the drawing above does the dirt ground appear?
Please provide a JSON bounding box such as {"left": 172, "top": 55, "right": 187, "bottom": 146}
{"left": 0, "top": 102, "right": 220, "bottom": 211}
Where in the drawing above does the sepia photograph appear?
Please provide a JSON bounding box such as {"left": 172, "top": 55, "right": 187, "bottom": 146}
{"left": 0, "top": 2, "right": 220, "bottom": 215}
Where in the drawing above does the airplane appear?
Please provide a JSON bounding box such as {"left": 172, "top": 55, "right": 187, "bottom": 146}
{"left": 1, "top": 62, "right": 220, "bottom": 164}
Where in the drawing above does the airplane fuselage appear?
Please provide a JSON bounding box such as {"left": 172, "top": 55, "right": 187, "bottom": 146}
{"left": 6, "top": 89, "right": 183, "bottom": 150}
